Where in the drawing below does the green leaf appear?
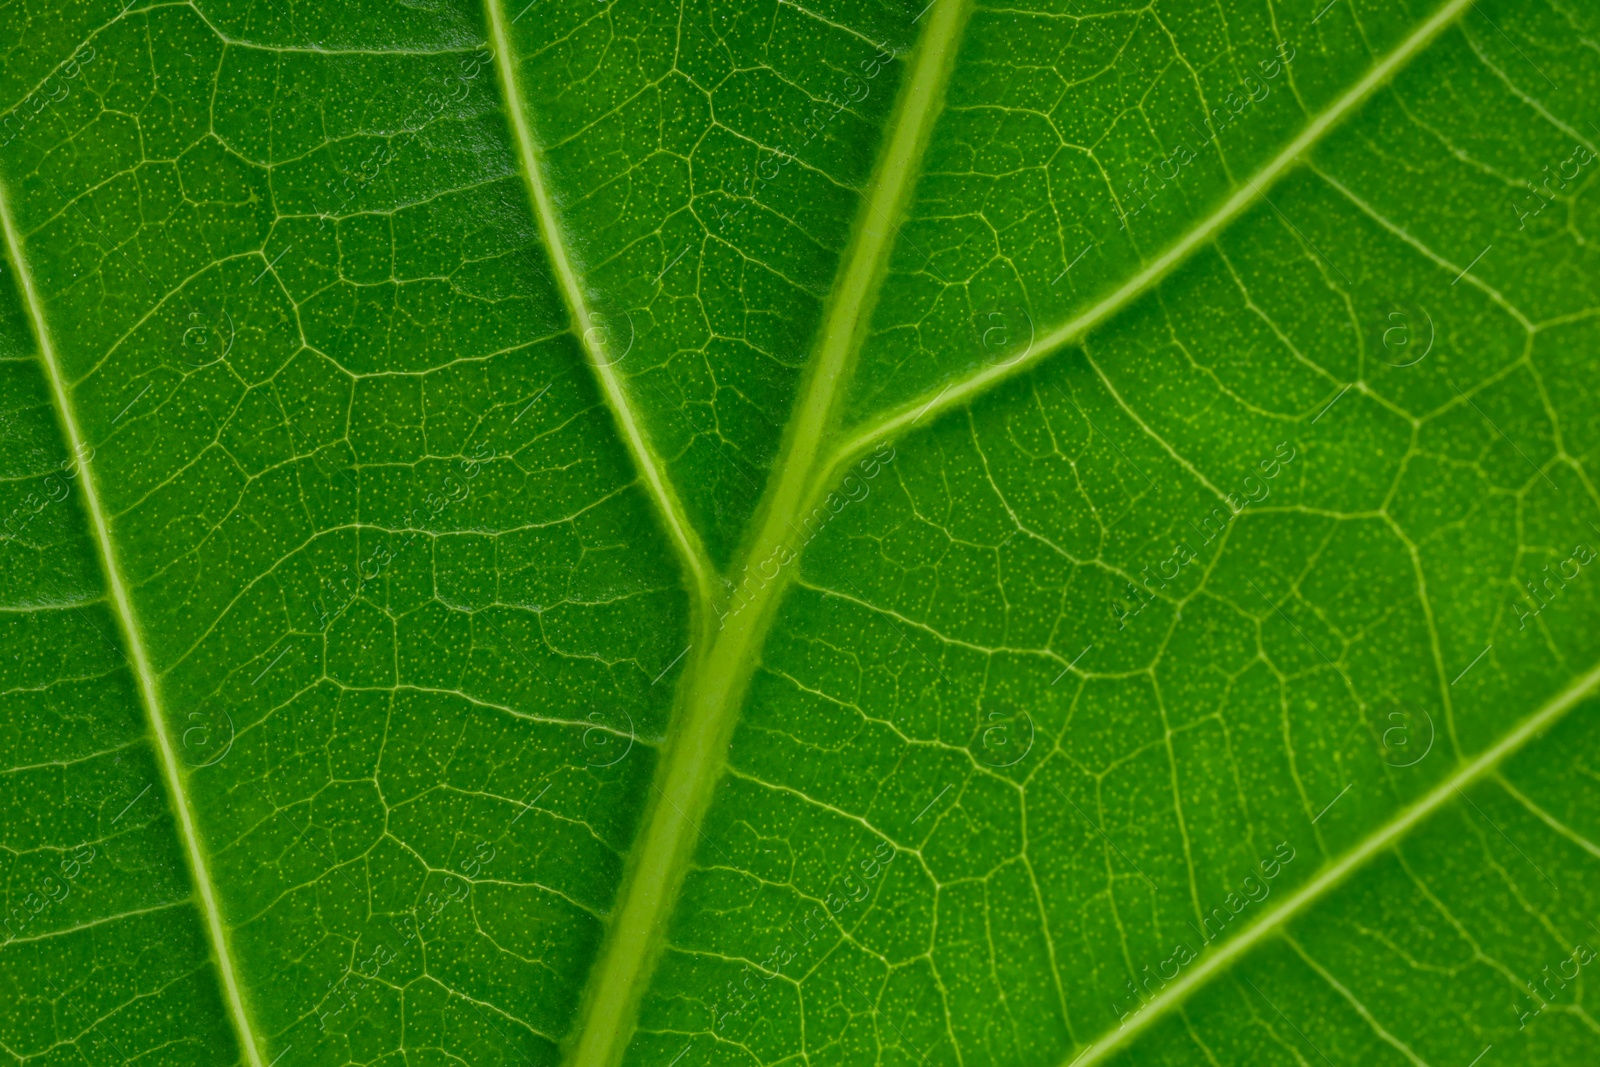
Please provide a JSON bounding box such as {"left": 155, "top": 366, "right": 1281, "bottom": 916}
{"left": 3, "top": 2, "right": 1599, "bottom": 1067}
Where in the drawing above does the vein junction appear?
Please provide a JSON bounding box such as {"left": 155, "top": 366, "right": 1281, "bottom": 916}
{"left": 562, "top": 2, "right": 975, "bottom": 1064}
{"left": 486, "top": 0, "right": 717, "bottom": 620}
{"left": 560, "top": 0, "right": 1600, "bottom": 1062}
{"left": 4, "top": 0, "right": 1597, "bottom": 1064}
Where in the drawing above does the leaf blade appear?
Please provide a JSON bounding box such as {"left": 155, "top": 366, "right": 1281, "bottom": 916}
{"left": 485, "top": 0, "right": 718, "bottom": 616}
{"left": 0, "top": 176, "right": 266, "bottom": 1067}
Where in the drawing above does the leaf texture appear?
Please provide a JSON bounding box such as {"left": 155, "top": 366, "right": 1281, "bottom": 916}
{"left": 2, "top": 2, "right": 1600, "bottom": 1067}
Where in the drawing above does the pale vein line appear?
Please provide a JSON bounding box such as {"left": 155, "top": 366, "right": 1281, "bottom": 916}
{"left": 832, "top": 0, "right": 1477, "bottom": 470}
{"left": 1497, "top": 776, "right": 1600, "bottom": 861}
{"left": 1452, "top": 785, "right": 1558, "bottom": 890}
{"left": 560, "top": 4, "right": 974, "bottom": 1065}
{"left": 1050, "top": 782, "right": 1160, "bottom": 892}
{"left": 0, "top": 901, "right": 185, "bottom": 947}
{"left": 485, "top": 0, "right": 715, "bottom": 617}
{"left": 1051, "top": 380, "right": 1158, "bottom": 489}
{"left": 1062, "top": 653, "right": 1600, "bottom": 1067}
{"left": 0, "top": 179, "right": 266, "bottom": 1067}
{"left": 1240, "top": 976, "right": 1335, "bottom": 1067}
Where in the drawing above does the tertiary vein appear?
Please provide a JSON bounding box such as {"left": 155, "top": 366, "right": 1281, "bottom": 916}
{"left": 830, "top": 0, "right": 1478, "bottom": 482}
{"left": 0, "top": 180, "right": 267, "bottom": 1067}
{"left": 485, "top": 0, "right": 717, "bottom": 622}
{"left": 1068, "top": 654, "right": 1600, "bottom": 1067}
{"left": 503, "top": 0, "right": 1488, "bottom": 1062}
{"left": 560, "top": 1, "right": 974, "bottom": 1064}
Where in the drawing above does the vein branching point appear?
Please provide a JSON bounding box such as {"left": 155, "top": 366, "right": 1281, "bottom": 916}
{"left": 560, "top": 2, "right": 974, "bottom": 1064}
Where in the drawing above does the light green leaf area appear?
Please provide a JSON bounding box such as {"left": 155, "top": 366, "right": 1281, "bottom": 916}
{"left": 2, "top": 2, "right": 1599, "bottom": 1067}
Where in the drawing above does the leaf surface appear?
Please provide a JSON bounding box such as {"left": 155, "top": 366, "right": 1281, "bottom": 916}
{"left": 2, "top": 2, "right": 1599, "bottom": 1067}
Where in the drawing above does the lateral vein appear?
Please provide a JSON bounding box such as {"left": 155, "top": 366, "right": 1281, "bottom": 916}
{"left": 1066, "top": 654, "right": 1600, "bottom": 1067}
{"left": 484, "top": 0, "right": 715, "bottom": 616}
{"left": 561, "top": 2, "right": 974, "bottom": 1065}
{"left": 0, "top": 181, "right": 266, "bottom": 1067}
{"left": 832, "top": 0, "right": 1476, "bottom": 474}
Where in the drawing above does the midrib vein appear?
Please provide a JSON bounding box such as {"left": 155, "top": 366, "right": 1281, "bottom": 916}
{"left": 563, "top": 3, "right": 972, "bottom": 1065}
{"left": 1067, "top": 654, "right": 1600, "bottom": 1067}
{"left": 484, "top": 0, "right": 714, "bottom": 617}
{"left": 0, "top": 183, "right": 266, "bottom": 1067}
{"left": 832, "top": 0, "right": 1476, "bottom": 476}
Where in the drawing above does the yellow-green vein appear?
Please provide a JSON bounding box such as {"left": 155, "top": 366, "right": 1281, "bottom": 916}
{"left": 485, "top": 0, "right": 716, "bottom": 619}
{"left": 561, "top": 1, "right": 974, "bottom": 1064}
{"left": 831, "top": 0, "right": 1476, "bottom": 478}
{"left": 1066, "top": 654, "right": 1600, "bottom": 1067}
{"left": 0, "top": 180, "right": 267, "bottom": 1067}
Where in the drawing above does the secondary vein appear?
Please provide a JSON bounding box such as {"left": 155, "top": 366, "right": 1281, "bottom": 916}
{"left": 831, "top": 0, "right": 1477, "bottom": 478}
{"left": 0, "top": 180, "right": 266, "bottom": 1067}
{"left": 1067, "top": 654, "right": 1600, "bottom": 1067}
{"left": 485, "top": 0, "right": 716, "bottom": 617}
{"left": 561, "top": 2, "right": 974, "bottom": 1065}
